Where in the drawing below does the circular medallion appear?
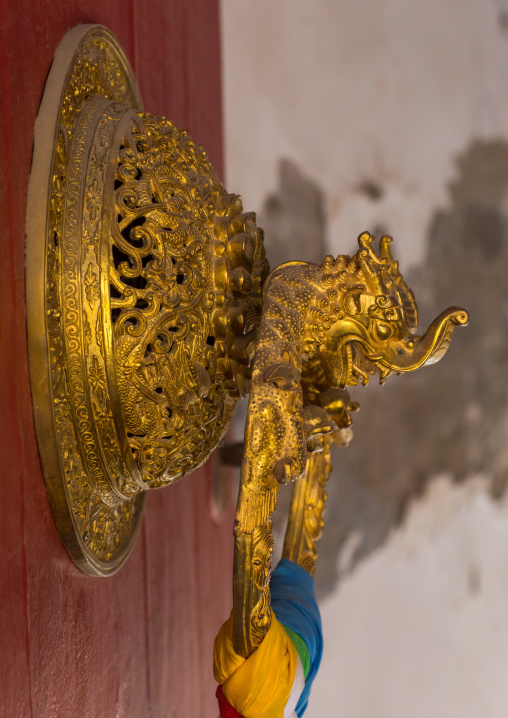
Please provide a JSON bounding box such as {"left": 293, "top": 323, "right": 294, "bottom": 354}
{"left": 26, "top": 25, "right": 268, "bottom": 575}
{"left": 26, "top": 25, "right": 146, "bottom": 575}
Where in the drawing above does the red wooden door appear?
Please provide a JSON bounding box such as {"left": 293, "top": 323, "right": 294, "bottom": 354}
{"left": 0, "top": 2, "right": 232, "bottom": 716}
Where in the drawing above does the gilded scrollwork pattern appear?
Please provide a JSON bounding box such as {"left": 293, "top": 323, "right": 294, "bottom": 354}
{"left": 42, "top": 31, "right": 145, "bottom": 572}
{"left": 108, "top": 112, "right": 266, "bottom": 487}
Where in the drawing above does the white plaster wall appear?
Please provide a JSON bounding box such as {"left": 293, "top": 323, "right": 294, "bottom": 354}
{"left": 312, "top": 476, "right": 508, "bottom": 718}
{"left": 221, "top": 1, "right": 508, "bottom": 715}
{"left": 222, "top": 0, "right": 508, "bottom": 269}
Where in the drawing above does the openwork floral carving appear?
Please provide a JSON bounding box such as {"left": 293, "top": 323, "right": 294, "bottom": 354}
{"left": 28, "top": 26, "right": 267, "bottom": 574}
{"left": 108, "top": 113, "right": 266, "bottom": 487}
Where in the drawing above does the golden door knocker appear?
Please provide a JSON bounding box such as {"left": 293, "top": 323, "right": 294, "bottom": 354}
{"left": 27, "top": 23, "right": 467, "bottom": 678}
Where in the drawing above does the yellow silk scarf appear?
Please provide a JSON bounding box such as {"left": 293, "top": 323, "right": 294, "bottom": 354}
{"left": 213, "top": 608, "right": 298, "bottom": 718}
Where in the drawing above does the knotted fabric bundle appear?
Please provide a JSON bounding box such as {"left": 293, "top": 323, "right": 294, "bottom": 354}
{"left": 213, "top": 607, "right": 298, "bottom": 718}
{"left": 270, "top": 559, "right": 323, "bottom": 717}
{"left": 213, "top": 559, "right": 322, "bottom": 717}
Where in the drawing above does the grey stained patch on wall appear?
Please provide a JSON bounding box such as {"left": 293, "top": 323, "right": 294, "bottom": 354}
{"left": 268, "top": 141, "right": 508, "bottom": 599}
{"left": 315, "top": 139, "right": 508, "bottom": 597}
{"left": 259, "top": 158, "right": 328, "bottom": 562}
{"left": 259, "top": 158, "right": 327, "bottom": 270}
{"left": 357, "top": 179, "right": 385, "bottom": 201}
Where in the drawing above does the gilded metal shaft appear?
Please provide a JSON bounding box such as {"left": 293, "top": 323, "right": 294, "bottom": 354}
{"left": 282, "top": 438, "right": 333, "bottom": 576}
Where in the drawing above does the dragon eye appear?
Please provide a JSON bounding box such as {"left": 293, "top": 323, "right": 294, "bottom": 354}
{"left": 374, "top": 322, "right": 393, "bottom": 340}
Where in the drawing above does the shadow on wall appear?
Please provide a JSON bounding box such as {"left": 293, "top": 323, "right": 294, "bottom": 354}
{"left": 260, "top": 158, "right": 327, "bottom": 268}
{"left": 264, "top": 143, "right": 508, "bottom": 599}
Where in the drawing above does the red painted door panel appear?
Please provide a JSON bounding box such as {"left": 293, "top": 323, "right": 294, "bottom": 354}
{"left": 0, "top": 2, "right": 231, "bottom": 716}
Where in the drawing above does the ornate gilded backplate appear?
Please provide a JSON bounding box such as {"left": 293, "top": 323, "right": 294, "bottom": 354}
{"left": 26, "top": 25, "right": 267, "bottom": 575}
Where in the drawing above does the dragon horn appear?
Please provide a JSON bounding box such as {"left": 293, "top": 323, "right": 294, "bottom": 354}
{"left": 379, "top": 235, "right": 395, "bottom": 264}
{"left": 358, "top": 231, "right": 375, "bottom": 250}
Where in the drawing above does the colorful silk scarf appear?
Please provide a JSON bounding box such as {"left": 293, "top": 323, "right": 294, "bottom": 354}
{"left": 213, "top": 559, "right": 323, "bottom": 717}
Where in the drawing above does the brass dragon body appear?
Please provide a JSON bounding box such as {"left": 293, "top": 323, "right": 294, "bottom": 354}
{"left": 233, "top": 234, "right": 467, "bottom": 657}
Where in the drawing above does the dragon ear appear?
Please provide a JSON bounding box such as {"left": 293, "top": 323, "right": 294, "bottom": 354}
{"left": 343, "top": 285, "right": 364, "bottom": 316}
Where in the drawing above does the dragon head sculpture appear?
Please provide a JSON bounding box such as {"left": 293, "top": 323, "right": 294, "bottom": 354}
{"left": 301, "top": 232, "right": 468, "bottom": 393}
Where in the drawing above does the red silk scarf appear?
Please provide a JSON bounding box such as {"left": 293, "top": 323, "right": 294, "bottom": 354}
{"left": 216, "top": 685, "right": 245, "bottom": 718}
